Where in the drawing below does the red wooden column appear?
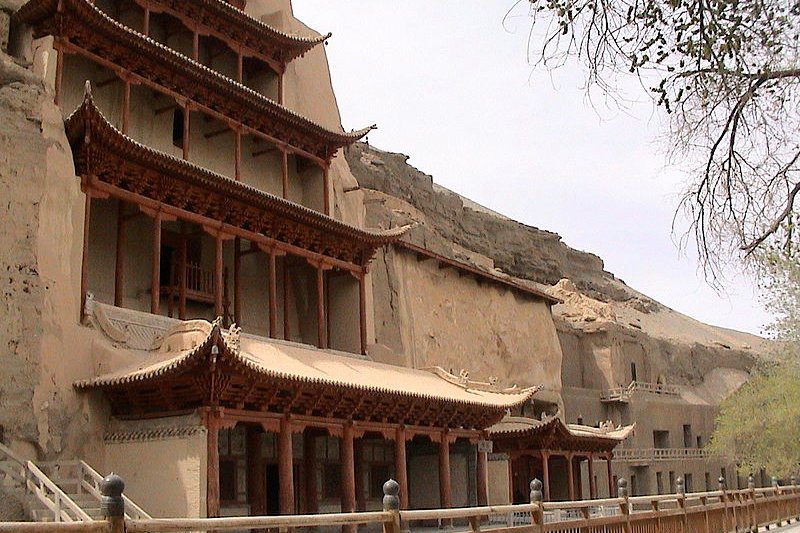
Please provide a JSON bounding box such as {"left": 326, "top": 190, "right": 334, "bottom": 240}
{"left": 606, "top": 454, "right": 614, "bottom": 497}
{"left": 281, "top": 149, "right": 289, "bottom": 199}
{"left": 214, "top": 233, "right": 224, "bottom": 318}
{"left": 507, "top": 457, "right": 514, "bottom": 504}
{"left": 303, "top": 431, "right": 317, "bottom": 514}
{"left": 283, "top": 259, "right": 291, "bottom": 340}
{"left": 541, "top": 451, "right": 551, "bottom": 502}
{"left": 395, "top": 427, "right": 409, "bottom": 510}
{"left": 278, "top": 417, "right": 295, "bottom": 515}
{"left": 121, "top": 80, "right": 131, "bottom": 135}
{"left": 204, "top": 409, "right": 221, "bottom": 518}
{"left": 236, "top": 51, "right": 243, "bottom": 83}
{"left": 178, "top": 225, "right": 187, "bottom": 320}
{"left": 246, "top": 426, "right": 265, "bottom": 516}
{"left": 192, "top": 29, "right": 199, "bottom": 61}
{"left": 142, "top": 7, "right": 150, "bottom": 36}
{"left": 268, "top": 249, "right": 278, "bottom": 338}
{"left": 476, "top": 447, "right": 489, "bottom": 507}
{"left": 315, "top": 263, "right": 327, "bottom": 349}
{"left": 438, "top": 433, "right": 452, "bottom": 509}
{"left": 340, "top": 424, "right": 356, "bottom": 533}
{"left": 114, "top": 200, "right": 125, "bottom": 307}
{"left": 233, "top": 237, "right": 241, "bottom": 325}
{"left": 588, "top": 454, "right": 596, "bottom": 499}
{"left": 150, "top": 211, "right": 162, "bottom": 314}
{"left": 358, "top": 270, "right": 368, "bottom": 355}
{"left": 234, "top": 130, "right": 242, "bottom": 181}
{"left": 182, "top": 104, "right": 191, "bottom": 160}
{"left": 567, "top": 453, "right": 576, "bottom": 501}
{"left": 323, "top": 165, "right": 331, "bottom": 216}
{"left": 354, "top": 439, "right": 365, "bottom": 512}
{"left": 80, "top": 192, "right": 92, "bottom": 316}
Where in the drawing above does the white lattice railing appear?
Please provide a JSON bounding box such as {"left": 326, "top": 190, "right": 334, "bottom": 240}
{"left": 614, "top": 448, "right": 712, "bottom": 462}
{"left": 601, "top": 381, "right": 681, "bottom": 402}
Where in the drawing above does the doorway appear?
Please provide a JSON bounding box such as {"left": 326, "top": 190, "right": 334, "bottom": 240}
{"left": 266, "top": 464, "right": 279, "bottom": 515}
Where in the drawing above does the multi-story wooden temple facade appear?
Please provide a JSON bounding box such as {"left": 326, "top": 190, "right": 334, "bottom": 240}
{"left": 7, "top": 0, "right": 635, "bottom": 520}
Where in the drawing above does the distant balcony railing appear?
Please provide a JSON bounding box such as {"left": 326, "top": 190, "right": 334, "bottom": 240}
{"left": 614, "top": 448, "right": 713, "bottom": 462}
{"left": 601, "top": 381, "right": 680, "bottom": 402}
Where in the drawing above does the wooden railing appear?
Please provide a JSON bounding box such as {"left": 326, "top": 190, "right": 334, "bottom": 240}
{"left": 601, "top": 381, "right": 681, "bottom": 402}
{"left": 1, "top": 474, "right": 798, "bottom": 533}
{"left": 614, "top": 447, "right": 712, "bottom": 462}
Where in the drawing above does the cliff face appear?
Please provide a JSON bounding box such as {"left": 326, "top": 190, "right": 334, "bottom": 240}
{"left": 346, "top": 142, "right": 765, "bottom": 396}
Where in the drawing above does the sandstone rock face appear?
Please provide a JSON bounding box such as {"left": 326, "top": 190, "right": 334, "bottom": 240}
{"left": 347, "top": 142, "right": 766, "bottom": 395}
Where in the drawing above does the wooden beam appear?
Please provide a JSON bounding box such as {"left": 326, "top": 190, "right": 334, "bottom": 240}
{"left": 150, "top": 210, "right": 162, "bottom": 314}
{"left": 204, "top": 126, "right": 231, "bottom": 140}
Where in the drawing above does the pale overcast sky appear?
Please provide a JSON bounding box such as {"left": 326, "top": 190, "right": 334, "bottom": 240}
{"left": 293, "top": 1, "right": 772, "bottom": 336}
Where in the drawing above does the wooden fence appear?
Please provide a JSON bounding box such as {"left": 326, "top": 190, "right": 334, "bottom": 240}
{"left": 1, "top": 474, "right": 798, "bottom": 533}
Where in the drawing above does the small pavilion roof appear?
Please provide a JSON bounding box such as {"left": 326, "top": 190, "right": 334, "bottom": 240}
{"left": 488, "top": 415, "right": 635, "bottom": 454}
{"left": 65, "top": 88, "right": 406, "bottom": 267}
{"left": 15, "top": 0, "right": 373, "bottom": 161}
{"left": 76, "top": 302, "right": 538, "bottom": 429}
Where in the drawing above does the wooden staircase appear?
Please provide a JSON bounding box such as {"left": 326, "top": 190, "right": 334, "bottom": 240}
{"left": 0, "top": 443, "right": 150, "bottom": 522}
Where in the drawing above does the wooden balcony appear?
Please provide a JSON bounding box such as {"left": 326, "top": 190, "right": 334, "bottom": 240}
{"left": 601, "top": 381, "right": 680, "bottom": 403}
{"left": 614, "top": 448, "right": 712, "bottom": 463}
{"left": 161, "top": 261, "right": 230, "bottom": 321}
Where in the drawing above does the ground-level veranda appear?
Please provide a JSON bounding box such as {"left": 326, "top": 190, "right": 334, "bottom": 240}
{"left": 77, "top": 309, "right": 539, "bottom": 519}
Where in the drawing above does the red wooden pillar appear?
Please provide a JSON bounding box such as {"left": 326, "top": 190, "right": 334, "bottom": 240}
{"left": 278, "top": 72, "right": 284, "bottom": 105}
{"left": 541, "top": 451, "right": 551, "bottom": 502}
{"left": 205, "top": 410, "right": 221, "bottom": 518}
{"left": 247, "top": 426, "right": 265, "bottom": 516}
{"left": 80, "top": 193, "right": 92, "bottom": 316}
{"left": 182, "top": 105, "right": 191, "bottom": 160}
{"left": 192, "top": 29, "right": 199, "bottom": 61}
{"left": 588, "top": 454, "right": 596, "bottom": 499}
{"left": 233, "top": 237, "right": 241, "bottom": 325}
{"left": 439, "top": 434, "right": 452, "bottom": 509}
{"left": 567, "top": 453, "right": 576, "bottom": 501}
{"left": 303, "top": 431, "right": 317, "bottom": 514}
{"left": 121, "top": 80, "right": 131, "bottom": 135}
{"left": 323, "top": 165, "right": 331, "bottom": 216}
{"left": 315, "top": 264, "right": 327, "bottom": 349}
{"left": 358, "top": 271, "right": 368, "bottom": 355}
{"left": 606, "top": 455, "right": 614, "bottom": 497}
{"left": 354, "top": 439, "right": 365, "bottom": 512}
{"left": 150, "top": 211, "right": 162, "bottom": 314}
{"left": 234, "top": 130, "right": 242, "bottom": 181}
{"left": 214, "top": 233, "right": 223, "bottom": 318}
{"left": 283, "top": 259, "right": 291, "bottom": 341}
{"left": 178, "top": 226, "right": 187, "bottom": 320}
{"left": 268, "top": 250, "right": 278, "bottom": 338}
{"left": 476, "top": 448, "right": 489, "bottom": 507}
{"left": 507, "top": 457, "right": 514, "bottom": 504}
{"left": 142, "top": 7, "right": 150, "bottom": 36}
{"left": 341, "top": 424, "right": 356, "bottom": 533}
{"left": 236, "top": 51, "right": 243, "bottom": 83}
{"left": 114, "top": 200, "right": 125, "bottom": 307}
{"left": 278, "top": 417, "right": 294, "bottom": 515}
{"left": 395, "top": 427, "right": 409, "bottom": 510}
{"left": 281, "top": 149, "right": 289, "bottom": 199}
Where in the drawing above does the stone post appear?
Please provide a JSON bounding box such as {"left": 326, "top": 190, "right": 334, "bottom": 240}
{"left": 382, "top": 479, "right": 400, "bottom": 533}
{"left": 530, "top": 479, "right": 544, "bottom": 533}
{"left": 100, "top": 473, "right": 125, "bottom": 533}
{"left": 617, "top": 478, "right": 630, "bottom": 533}
{"left": 748, "top": 474, "right": 756, "bottom": 533}
{"left": 719, "top": 477, "right": 729, "bottom": 532}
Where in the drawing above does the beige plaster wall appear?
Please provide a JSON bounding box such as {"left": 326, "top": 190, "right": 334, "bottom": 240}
{"left": 370, "top": 246, "right": 563, "bottom": 397}
{"left": 105, "top": 431, "right": 207, "bottom": 517}
{"left": 487, "top": 456, "right": 511, "bottom": 505}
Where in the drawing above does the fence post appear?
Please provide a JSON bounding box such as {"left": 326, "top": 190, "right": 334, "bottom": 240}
{"left": 720, "top": 476, "right": 730, "bottom": 533}
{"left": 617, "top": 478, "right": 631, "bottom": 533}
{"left": 100, "top": 473, "right": 125, "bottom": 533}
{"left": 675, "top": 477, "right": 688, "bottom": 533}
{"left": 383, "top": 479, "right": 401, "bottom": 533}
{"left": 530, "top": 479, "right": 545, "bottom": 533}
{"left": 748, "top": 474, "right": 757, "bottom": 533}
{"left": 792, "top": 476, "right": 799, "bottom": 522}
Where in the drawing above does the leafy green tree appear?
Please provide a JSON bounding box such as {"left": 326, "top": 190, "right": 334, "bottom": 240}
{"left": 514, "top": 0, "right": 800, "bottom": 280}
{"left": 707, "top": 250, "right": 800, "bottom": 477}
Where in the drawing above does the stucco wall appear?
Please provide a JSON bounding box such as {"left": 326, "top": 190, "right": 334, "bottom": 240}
{"left": 105, "top": 426, "right": 207, "bottom": 517}
{"left": 370, "top": 246, "right": 563, "bottom": 398}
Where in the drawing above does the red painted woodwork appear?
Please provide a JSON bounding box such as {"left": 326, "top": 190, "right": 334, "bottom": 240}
{"left": 150, "top": 211, "right": 162, "bottom": 314}
{"left": 542, "top": 451, "right": 551, "bottom": 502}
{"left": 395, "top": 427, "right": 408, "bottom": 510}
{"left": 438, "top": 435, "right": 451, "bottom": 509}
{"left": 121, "top": 81, "right": 130, "bottom": 134}
{"left": 278, "top": 417, "right": 294, "bottom": 515}
{"left": 204, "top": 409, "right": 221, "bottom": 517}
{"left": 114, "top": 200, "right": 125, "bottom": 307}
{"left": 340, "top": 424, "right": 356, "bottom": 529}
{"left": 476, "top": 450, "right": 488, "bottom": 507}
{"left": 567, "top": 453, "right": 575, "bottom": 501}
